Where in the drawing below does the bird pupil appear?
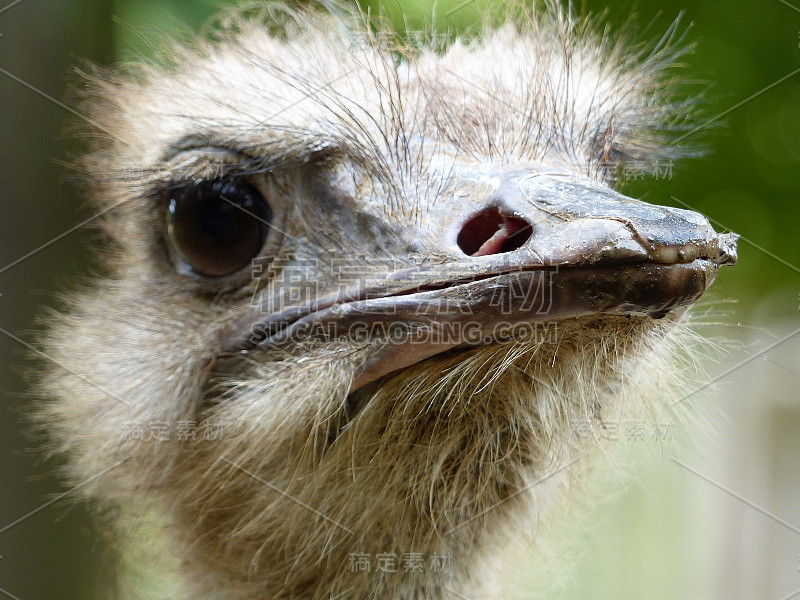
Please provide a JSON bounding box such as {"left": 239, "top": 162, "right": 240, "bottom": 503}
{"left": 167, "top": 180, "right": 272, "bottom": 278}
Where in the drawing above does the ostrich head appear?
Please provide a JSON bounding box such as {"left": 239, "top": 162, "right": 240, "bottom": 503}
{"left": 41, "top": 2, "right": 737, "bottom": 599}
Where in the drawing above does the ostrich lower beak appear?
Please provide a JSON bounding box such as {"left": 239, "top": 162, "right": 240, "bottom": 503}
{"left": 219, "top": 174, "right": 737, "bottom": 391}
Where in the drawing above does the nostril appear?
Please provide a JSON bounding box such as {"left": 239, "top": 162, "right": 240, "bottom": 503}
{"left": 457, "top": 207, "right": 533, "bottom": 257}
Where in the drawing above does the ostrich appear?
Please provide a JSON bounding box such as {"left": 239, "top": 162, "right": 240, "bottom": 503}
{"left": 39, "top": 2, "right": 737, "bottom": 599}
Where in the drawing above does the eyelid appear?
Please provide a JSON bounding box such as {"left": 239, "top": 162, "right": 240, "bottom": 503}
{"left": 148, "top": 143, "right": 345, "bottom": 191}
{"left": 139, "top": 149, "right": 265, "bottom": 208}
{"left": 158, "top": 147, "right": 260, "bottom": 181}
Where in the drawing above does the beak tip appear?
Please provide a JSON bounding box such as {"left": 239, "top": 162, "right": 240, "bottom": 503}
{"left": 716, "top": 231, "right": 739, "bottom": 266}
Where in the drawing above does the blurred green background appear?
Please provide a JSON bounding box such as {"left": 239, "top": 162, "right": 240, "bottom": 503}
{"left": 1, "top": 0, "right": 799, "bottom": 598}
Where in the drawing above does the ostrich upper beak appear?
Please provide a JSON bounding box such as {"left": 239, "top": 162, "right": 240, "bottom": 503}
{"left": 219, "top": 171, "right": 737, "bottom": 390}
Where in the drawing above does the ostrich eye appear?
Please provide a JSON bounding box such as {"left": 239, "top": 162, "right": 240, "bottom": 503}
{"left": 166, "top": 179, "right": 272, "bottom": 278}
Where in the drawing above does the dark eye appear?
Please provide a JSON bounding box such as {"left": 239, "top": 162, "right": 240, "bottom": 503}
{"left": 166, "top": 180, "right": 272, "bottom": 278}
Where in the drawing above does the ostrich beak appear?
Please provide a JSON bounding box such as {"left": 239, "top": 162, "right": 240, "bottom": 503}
{"left": 219, "top": 172, "right": 737, "bottom": 391}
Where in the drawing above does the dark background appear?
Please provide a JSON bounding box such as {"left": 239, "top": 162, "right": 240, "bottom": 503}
{"left": 1, "top": 1, "right": 799, "bottom": 598}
